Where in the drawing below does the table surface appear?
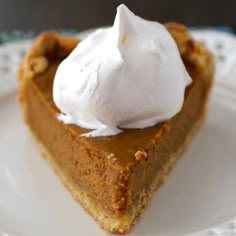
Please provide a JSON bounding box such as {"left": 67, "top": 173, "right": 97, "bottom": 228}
{"left": 0, "top": 0, "right": 236, "bottom": 31}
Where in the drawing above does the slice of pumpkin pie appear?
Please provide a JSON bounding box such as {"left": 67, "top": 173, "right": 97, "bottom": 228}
{"left": 18, "top": 4, "right": 214, "bottom": 234}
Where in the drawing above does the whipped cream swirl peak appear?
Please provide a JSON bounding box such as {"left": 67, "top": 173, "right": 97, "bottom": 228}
{"left": 53, "top": 4, "right": 192, "bottom": 137}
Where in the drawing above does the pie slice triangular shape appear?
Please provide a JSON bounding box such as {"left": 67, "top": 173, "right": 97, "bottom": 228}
{"left": 18, "top": 23, "right": 214, "bottom": 233}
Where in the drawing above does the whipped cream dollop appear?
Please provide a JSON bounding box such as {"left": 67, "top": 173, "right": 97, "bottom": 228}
{"left": 53, "top": 4, "right": 192, "bottom": 137}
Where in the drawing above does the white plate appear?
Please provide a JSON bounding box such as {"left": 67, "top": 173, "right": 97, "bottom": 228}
{"left": 1, "top": 32, "right": 236, "bottom": 236}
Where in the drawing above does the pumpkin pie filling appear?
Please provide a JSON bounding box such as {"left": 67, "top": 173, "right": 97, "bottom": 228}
{"left": 18, "top": 22, "right": 214, "bottom": 233}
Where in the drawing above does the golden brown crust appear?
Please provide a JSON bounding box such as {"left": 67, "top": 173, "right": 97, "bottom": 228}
{"left": 20, "top": 31, "right": 79, "bottom": 77}
{"left": 18, "top": 32, "right": 79, "bottom": 117}
{"left": 165, "top": 23, "right": 214, "bottom": 78}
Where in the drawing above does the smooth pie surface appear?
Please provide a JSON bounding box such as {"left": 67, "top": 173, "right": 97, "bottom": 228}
{"left": 0, "top": 85, "right": 236, "bottom": 236}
